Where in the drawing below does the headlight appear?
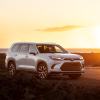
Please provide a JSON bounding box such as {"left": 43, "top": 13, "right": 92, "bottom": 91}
{"left": 49, "top": 56, "right": 63, "bottom": 61}
{"left": 80, "top": 56, "right": 84, "bottom": 60}
{"left": 80, "top": 57, "right": 85, "bottom": 63}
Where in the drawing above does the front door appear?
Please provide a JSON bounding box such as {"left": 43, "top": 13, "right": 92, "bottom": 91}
{"left": 26, "top": 44, "right": 37, "bottom": 71}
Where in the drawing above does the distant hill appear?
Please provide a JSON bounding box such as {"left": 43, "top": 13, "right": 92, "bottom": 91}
{"left": 0, "top": 48, "right": 8, "bottom": 53}
{"left": 66, "top": 48, "right": 100, "bottom": 53}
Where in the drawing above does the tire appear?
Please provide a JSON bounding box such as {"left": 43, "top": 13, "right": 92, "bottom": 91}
{"left": 8, "top": 62, "right": 16, "bottom": 77}
{"left": 69, "top": 74, "right": 81, "bottom": 79}
{"left": 37, "top": 63, "right": 48, "bottom": 80}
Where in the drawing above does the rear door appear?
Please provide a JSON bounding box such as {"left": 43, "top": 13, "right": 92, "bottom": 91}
{"left": 16, "top": 44, "right": 29, "bottom": 70}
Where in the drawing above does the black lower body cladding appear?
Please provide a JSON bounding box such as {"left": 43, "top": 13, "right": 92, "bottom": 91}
{"left": 61, "top": 62, "right": 81, "bottom": 71}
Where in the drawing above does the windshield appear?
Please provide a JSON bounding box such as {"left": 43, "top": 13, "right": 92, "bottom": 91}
{"left": 36, "top": 44, "right": 68, "bottom": 53}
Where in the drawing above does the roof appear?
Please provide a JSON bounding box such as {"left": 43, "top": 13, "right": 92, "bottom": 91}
{"left": 11, "top": 42, "right": 58, "bottom": 45}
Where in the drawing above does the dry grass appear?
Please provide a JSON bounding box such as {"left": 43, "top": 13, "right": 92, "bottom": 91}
{"left": 0, "top": 73, "right": 100, "bottom": 100}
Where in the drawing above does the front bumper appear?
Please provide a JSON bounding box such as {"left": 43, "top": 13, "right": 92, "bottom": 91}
{"left": 50, "top": 68, "right": 84, "bottom": 74}
{"left": 49, "top": 60, "right": 85, "bottom": 74}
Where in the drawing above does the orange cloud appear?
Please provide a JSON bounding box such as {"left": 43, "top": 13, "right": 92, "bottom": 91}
{"left": 36, "top": 25, "right": 82, "bottom": 32}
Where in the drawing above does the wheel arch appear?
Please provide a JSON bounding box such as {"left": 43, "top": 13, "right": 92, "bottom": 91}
{"left": 36, "top": 60, "right": 48, "bottom": 70}
{"left": 7, "top": 59, "right": 16, "bottom": 68}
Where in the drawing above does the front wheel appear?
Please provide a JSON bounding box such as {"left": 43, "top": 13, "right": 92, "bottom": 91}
{"left": 37, "top": 63, "right": 48, "bottom": 80}
{"left": 8, "top": 62, "right": 16, "bottom": 77}
{"left": 68, "top": 74, "right": 81, "bottom": 79}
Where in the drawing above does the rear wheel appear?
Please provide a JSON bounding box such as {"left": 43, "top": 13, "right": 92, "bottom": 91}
{"left": 8, "top": 62, "right": 16, "bottom": 77}
{"left": 69, "top": 74, "right": 81, "bottom": 79}
{"left": 37, "top": 63, "right": 48, "bottom": 80}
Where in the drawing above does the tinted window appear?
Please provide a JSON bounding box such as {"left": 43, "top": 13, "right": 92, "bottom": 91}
{"left": 36, "top": 45, "right": 44, "bottom": 53}
{"left": 55, "top": 46, "right": 63, "bottom": 53}
{"left": 36, "top": 44, "right": 66, "bottom": 53}
{"left": 19, "top": 44, "right": 29, "bottom": 53}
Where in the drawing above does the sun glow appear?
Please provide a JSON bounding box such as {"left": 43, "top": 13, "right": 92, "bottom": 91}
{"left": 91, "top": 26, "right": 100, "bottom": 48}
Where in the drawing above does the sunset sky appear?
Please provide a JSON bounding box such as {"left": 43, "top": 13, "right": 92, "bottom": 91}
{"left": 0, "top": 0, "right": 100, "bottom": 48}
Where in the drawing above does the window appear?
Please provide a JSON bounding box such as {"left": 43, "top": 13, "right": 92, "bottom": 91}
{"left": 19, "top": 44, "right": 29, "bottom": 53}
{"left": 11, "top": 44, "right": 20, "bottom": 52}
{"left": 44, "top": 45, "right": 56, "bottom": 53}
{"left": 55, "top": 46, "right": 63, "bottom": 53}
{"left": 37, "top": 45, "right": 44, "bottom": 53}
{"left": 29, "top": 44, "right": 37, "bottom": 53}
{"left": 36, "top": 44, "right": 66, "bottom": 53}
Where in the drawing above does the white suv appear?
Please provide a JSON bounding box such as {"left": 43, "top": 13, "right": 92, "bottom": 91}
{"left": 5, "top": 42, "right": 85, "bottom": 79}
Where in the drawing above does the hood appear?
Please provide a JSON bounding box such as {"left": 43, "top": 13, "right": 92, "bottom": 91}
{"left": 41, "top": 53, "right": 83, "bottom": 60}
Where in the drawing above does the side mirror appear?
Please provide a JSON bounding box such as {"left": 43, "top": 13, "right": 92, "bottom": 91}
{"left": 29, "top": 52, "right": 37, "bottom": 55}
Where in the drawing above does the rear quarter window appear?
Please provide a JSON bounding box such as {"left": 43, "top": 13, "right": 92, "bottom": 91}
{"left": 19, "top": 44, "right": 29, "bottom": 53}
{"left": 11, "top": 44, "right": 20, "bottom": 52}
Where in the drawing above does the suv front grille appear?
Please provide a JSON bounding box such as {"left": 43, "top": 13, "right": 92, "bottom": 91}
{"left": 61, "top": 62, "right": 81, "bottom": 71}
